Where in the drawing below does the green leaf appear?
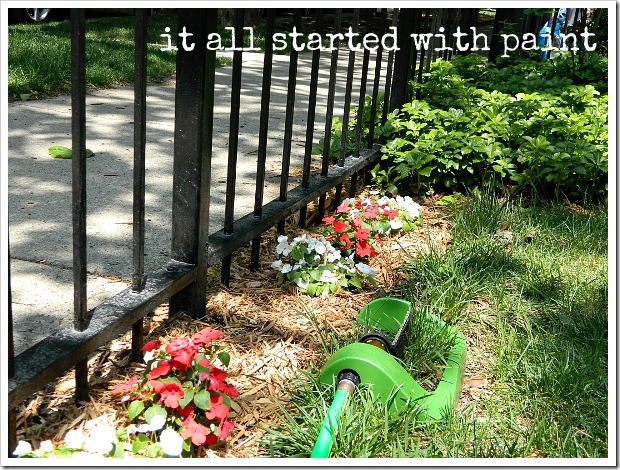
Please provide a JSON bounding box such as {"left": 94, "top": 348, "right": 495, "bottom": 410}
{"left": 127, "top": 400, "right": 145, "bottom": 422}
{"left": 132, "top": 434, "right": 151, "bottom": 454}
{"left": 194, "top": 390, "right": 212, "bottom": 410}
{"left": 147, "top": 443, "right": 162, "bottom": 458}
{"left": 48, "top": 146, "right": 95, "bottom": 159}
{"left": 144, "top": 404, "right": 167, "bottom": 424}
{"left": 111, "top": 442, "right": 124, "bottom": 458}
{"left": 218, "top": 351, "right": 231, "bottom": 367}
{"left": 177, "top": 388, "right": 194, "bottom": 409}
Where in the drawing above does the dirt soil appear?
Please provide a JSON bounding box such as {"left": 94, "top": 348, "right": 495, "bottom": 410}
{"left": 13, "top": 193, "right": 488, "bottom": 459}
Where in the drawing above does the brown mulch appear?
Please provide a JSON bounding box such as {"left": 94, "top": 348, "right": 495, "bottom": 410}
{"left": 14, "top": 191, "right": 473, "bottom": 459}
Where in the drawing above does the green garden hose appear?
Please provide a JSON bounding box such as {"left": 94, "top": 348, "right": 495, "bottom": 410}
{"left": 310, "top": 372, "right": 359, "bottom": 458}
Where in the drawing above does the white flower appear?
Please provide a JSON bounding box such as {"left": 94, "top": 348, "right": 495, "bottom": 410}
{"left": 390, "top": 219, "right": 404, "bottom": 230}
{"left": 276, "top": 236, "right": 292, "bottom": 256}
{"left": 319, "top": 270, "right": 339, "bottom": 283}
{"left": 311, "top": 239, "right": 327, "bottom": 255}
{"left": 327, "top": 250, "right": 341, "bottom": 263}
{"left": 292, "top": 233, "right": 308, "bottom": 244}
{"left": 281, "top": 263, "right": 292, "bottom": 274}
{"left": 150, "top": 414, "right": 166, "bottom": 431}
{"left": 13, "top": 440, "right": 32, "bottom": 456}
{"left": 296, "top": 277, "right": 310, "bottom": 290}
{"left": 271, "top": 259, "right": 283, "bottom": 269}
{"left": 64, "top": 429, "right": 85, "bottom": 449}
{"left": 395, "top": 195, "right": 423, "bottom": 218}
{"left": 356, "top": 263, "right": 377, "bottom": 276}
{"left": 159, "top": 428, "right": 183, "bottom": 457}
{"left": 84, "top": 424, "right": 117, "bottom": 455}
{"left": 39, "top": 440, "right": 54, "bottom": 454}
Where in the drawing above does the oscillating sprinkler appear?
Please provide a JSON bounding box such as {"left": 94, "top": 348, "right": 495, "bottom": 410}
{"left": 310, "top": 297, "right": 467, "bottom": 458}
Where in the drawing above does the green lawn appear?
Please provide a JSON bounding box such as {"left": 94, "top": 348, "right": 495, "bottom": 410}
{"left": 7, "top": 15, "right": 265, "bottom": 98}
{"left": 263, "top": 193, "right": 608, "bottom": 458}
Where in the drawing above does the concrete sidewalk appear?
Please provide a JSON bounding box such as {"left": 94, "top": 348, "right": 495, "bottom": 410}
{"left": 8, "top": 48, "right": 388, "bottom": 354}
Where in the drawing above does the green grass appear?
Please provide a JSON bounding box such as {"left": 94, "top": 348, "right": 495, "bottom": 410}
{"left": 8, "top": 15, "right": 272, "bottom": 98}
{"left": 262, "top": 193, "right": 608, "bottom": 458}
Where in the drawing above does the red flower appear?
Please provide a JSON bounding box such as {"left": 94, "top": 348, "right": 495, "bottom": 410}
{"left": 354, "top": 227, "right": 369, "bottom": 241}
{"left": 339, "top": 233, "right": 352, "bottom": 249}
{"left": 111, "top": 375, "right": 138, "bottom": 394}
{"left": 205, "top": 394, "right": 229, "bottom": 421}
{"left": 141, "top": 339, "right": 161, "bottom": 352}
{"left": 356, "top": 241, "right": 372, "bottom": 258}
{"left": 322, "top": 216, "right": 335, "bottom": 225}
{"left": 170, "top": 345, "right": 198, "bottom": 372}
{"left": 181, "top": 416, "right": 209, "bottom": 446}
{"left": 383, "top": 209, "right": 399, "bottom": 220}
{"left": 192, "top": 327, "right": 223, "bottom": 347}
{"left": 218, "top": 418, "right": 234, "bottom": 441}
{"left": 177, "top": 403, "right": 194, "bottom": 419}
{"left": 150, "top": 380, "right": 184, "bottom": 409}
{"left": 221, "top": 383, "right": 239, "bottom": 399}
{"left": 205, "top": 432, "right": 219, "bottom": 446}
{"left": 332, "top": 221, "right": 348, "bottom": 233}
{"left": 149, "top": 360, "right": 173, "bottom": 379}
{"left": 166, "top": 337, "right": 190, "bottom": 356}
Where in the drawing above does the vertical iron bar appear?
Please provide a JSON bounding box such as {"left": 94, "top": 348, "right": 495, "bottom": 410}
{"left": 70, "top": 8, "right": 89, "bottom": 404}
{"left": 71, "top": 8, "right": 87, "bottom": 332}
{"left": 8, "top": 247, "right": 14, "bottom": 379}
{"left": 277, "top": 8, "right": 302, "bottom": 234}
{"left": 349, "top": 9, "right": 374, "bottom": 199}
{"left": 354, "top": 9, "right": 373, "bottom": 158}
{"left": 367, "top": 8, "right": 387, "bottom": 148}
{"left": 317, "top": 8, "right": 342, "bottom": 222}
{"left": 9, "top": 408, "right": 16, "bottom": 457}
{"left": 195, "top": 9, "right": 217, "bottom": 310}
{"left": 333, "top": 9, "right": 359, "bottom": 210}
{"left": 338, "top": 8, "right": 359, "bottom": 167}
{"left": 8, "top": 243, "right": 16, "bottom": 455}
{"left": 410, "top": 10, "right": 422, "bottom": 86}
{"left": 321, "top": 7, "right": 342, "bottom": 177}
{"left": 417, "top": 10, "right": 431, "bottom": 92}
{"left": 251, "top": 9, "right": 275, "bottom": 271}
{"left": 299, "top": 8, "right": 324, "bottom": 228}
{"left": 169, "top": 9, "right": 210, "bottom": 314}
{"left": 221, "top": 9, "right": 245, "bottom": 285}
{"left": 130, "top": 8, "right": 148, "bottom": 362}
{"left": 132, "top": 8, "right": 147, "bottom": 292}
{"left": 382, "top": 9, "right": 399, "bottom": 121}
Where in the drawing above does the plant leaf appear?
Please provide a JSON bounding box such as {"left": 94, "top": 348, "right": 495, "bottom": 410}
{"left": 127, "top": 400, "right": 145, "bottom": 422}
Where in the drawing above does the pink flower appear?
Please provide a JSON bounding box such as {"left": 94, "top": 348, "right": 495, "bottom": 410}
{"left": 192, "top": 327, "right": 223, "bottom": 347}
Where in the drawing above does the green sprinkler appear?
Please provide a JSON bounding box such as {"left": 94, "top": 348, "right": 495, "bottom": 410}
{"left": 310, "top": 297, "right": 467, "bottom": 458}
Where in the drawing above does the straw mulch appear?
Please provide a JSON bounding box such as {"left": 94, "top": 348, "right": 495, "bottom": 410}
{"left": 14, "top": 193, "right": 461, "bottom": 458}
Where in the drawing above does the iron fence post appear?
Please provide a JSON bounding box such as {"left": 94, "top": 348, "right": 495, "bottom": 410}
{"left": 70, "top": 8, "right": 89, "bottom": 404}
{"left": 390, "top": 9, "right": 415, "bottom": 112}
{"left": 169, "top": 9, "right": 212, "bottom": 318}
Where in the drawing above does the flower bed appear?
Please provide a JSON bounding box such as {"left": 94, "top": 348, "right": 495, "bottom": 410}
{"left": 271, "top": 195, "right": 423, "bottom": 297}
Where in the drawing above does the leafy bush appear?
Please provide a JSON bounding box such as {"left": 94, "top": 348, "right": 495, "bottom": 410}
{"left": 374, "top": 56, "right": 608, "bottom": 202}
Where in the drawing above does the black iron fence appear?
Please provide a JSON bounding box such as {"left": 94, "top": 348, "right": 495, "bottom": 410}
{"left": 9, "top": 6, "right": 604, "bottom": 453}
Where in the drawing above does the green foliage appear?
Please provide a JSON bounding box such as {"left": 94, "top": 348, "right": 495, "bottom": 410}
{"left": 313, "top": 94, "right": 394, "bottom": 162}
{"left": 375, "top": 55, "right": 608, "bottom": 202}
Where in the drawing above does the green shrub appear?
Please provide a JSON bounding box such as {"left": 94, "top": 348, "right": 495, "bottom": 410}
{"left": 374, "top": 56, "right": 608, "bottom": 202}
